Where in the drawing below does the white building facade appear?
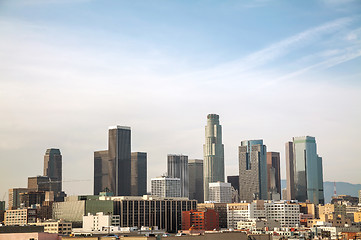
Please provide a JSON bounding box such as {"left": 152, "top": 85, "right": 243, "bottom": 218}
{"left": 264, "top": 200, "right": 300, "bottom": 227}
{"left": 227, "top": 201, "right": 266, "bottom": 229}
{"left": 151, "top": 176, "right": 181, "bottom": 198}
{"left": 82, "top": 212, "right": 120, "bottom": 232}
{"left": 209, "top": 182, "right": 232, "bottom": 203}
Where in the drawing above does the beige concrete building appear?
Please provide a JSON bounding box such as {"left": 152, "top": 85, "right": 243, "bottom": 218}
{"left": 0, "top": 232, "right": 60, "bottom": 240}
{"left": 354, "top": 211, "right": 361, "bottom": 222}
{"left": 33, "top": 220, "right": 72, "bottom": 235}
{"left": 4, "top": 208, "right": 37, "bottom": 226}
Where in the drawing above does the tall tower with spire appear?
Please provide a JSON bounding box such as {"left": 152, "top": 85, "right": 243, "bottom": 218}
{"left": 203, "top": 114, "right": 224, "bottom": 202}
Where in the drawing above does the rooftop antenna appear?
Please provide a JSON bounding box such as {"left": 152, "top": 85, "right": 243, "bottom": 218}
{"left": 333, "top": 181, "right": 337, "bottom": 197}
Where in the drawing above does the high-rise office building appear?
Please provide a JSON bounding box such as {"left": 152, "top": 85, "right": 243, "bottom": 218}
{"left": 239, "top": 140, "right": 268, "bottom": 202}
{"left": 285, "top": 142, "right": 295, "bottom": 200}
{"left": 151, "top": 176, "right": 181, "bottom": 198}
{"left": 94, "top": 126, "right": 131, "bottom": 196}
{"left": 131, "top": 152, "right": 147, "bottom": 196}
{"left": 203, "top": 114, "right": 224, "bottom": 202}
{"left": 28, "top": 176, "right": 57, "bottom": 192}
{"left": 44, "top": 148, "right": 62, "bottom": 194}
{"left": 94, "top": 150, "right": 110, "bottom": 195}
{"left": 8, "top": 188, "right": 28, "bottom": 209}
{"left": 285, "top": 136, "right": 324, "bottom": 204}
{"left": 167, "top": 154, "right": 189, "bottom": 198}
{"left": 188, "top": 159, "right": 203, "bottom": 203}
{"left": 209, "top": 182, "right": 232, "bottom": 203}
{"left": 267, "top": 152, "right": 281, "bottom": 198}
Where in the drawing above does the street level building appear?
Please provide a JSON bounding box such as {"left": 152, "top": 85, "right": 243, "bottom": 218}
{"left": 203, "top": 114, "right": 224, "bottom": 202}
{"left": 151, "top": 176, "right": 181, "bottom": 198}
{"left": 34, "top": 220, "right": 72, "bottom": 235}
{"left": 285, "top": 136, "right": 324, "bottom": 204}
{"left": 188, "top": 159, "right": 204, "bottom": 203}
{"left": 182, "top": 209, "right": 219, "bottom": 231}
{"left": 94, "top": 126, "right": 131, "bottom": 196}
{"left": 197, "top": 203, "right": 228, "bottom": 229}
{"left": 83, "top": 212, "right": 120, "bottom": 231}
{"left": 167, "top": 154, "right": 189, "bottom": 198}
{"left": 106, "top": 195, "right": 197, "bottom": 233}
{"left": 209, "top": 182, "right": 232, "bottom": 203}
{"left": 239, "top": 140, "right": 268, "bottom": 202}
{"left": 130, "top": 152, "right": 147, "bottom": 196}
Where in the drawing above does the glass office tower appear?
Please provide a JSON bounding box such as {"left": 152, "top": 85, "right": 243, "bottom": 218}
{"left": 286, "top": 136, "right": 324, "bottom": 204}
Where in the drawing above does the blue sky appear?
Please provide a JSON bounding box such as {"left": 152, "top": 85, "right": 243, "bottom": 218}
{"left": 0, "top": 0, "right": 360, "bottom": 199}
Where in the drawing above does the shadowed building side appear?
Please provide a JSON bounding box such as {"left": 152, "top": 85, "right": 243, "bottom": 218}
{"left": 93, "top": 150, "right": 109, "bottom": 195}
{"left": 188, "top": 159, "right": 204, "bottom": 203}
{"left": 43, "top": 148, "right": 62, "bottom": 195}
{"left": 131, "top": 152, "right": 147, "bottom": 196}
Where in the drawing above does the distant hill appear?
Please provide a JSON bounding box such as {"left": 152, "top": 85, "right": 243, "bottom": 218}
{"left": 280, "top": 180, "right": 361, "bottom": 203}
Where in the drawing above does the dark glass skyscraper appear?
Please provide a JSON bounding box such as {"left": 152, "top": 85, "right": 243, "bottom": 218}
{"left": 131, "top": 152, "right": 147, "bottom": 196}
{"left": 188, "top": 159, "right": 203, "bottom": 202}
{"left": 43, "top": 148, "right": 62, "bottom": 194}
{"left": 94, "top": 126, "right": 131, "bottom": 196}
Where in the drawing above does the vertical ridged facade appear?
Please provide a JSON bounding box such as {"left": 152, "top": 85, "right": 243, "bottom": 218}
{"left": 167, "top": 154, "right": 189, "bottom": 198}
{"left": 203, "top": 114, "right": 224, "bottom": 202}
{"left": 238, "top": 140, "right": 268, "bottom": 202}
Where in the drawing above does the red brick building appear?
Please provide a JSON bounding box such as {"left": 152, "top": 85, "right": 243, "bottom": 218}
{"left": 182, "top": 209, "right": 219, "bottom": 230}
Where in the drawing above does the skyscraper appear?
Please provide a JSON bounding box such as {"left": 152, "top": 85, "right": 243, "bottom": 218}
{"left": 238, "top": 140, "right": 268, "bottom": 202}
{"left": 203, "top": 114, "right": 224, "bottom": 202}
{"left": 131, "top": 152, "right": 147, "bottom": 196}
{"left": 285, "top": 136, "right": 324, "bottom": 204}
{"left": 43, "top": 148, "right": 62, "bottom": 194}
{"left": 285, "top": 142, "right": 295, "bottom": 200}
{"left": 94, "top": 126, "right": 131, "bottom": 196}
{"left": 167, "top": 154, "right": 189, "bottom": 198}
{"left": 266, "top": 152, "right": 281, "bottom": 198}
{"left": 188, "top": 159, "right": 203, "bottom": 202}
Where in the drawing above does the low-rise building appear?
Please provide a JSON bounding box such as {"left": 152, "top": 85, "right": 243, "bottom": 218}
{"left": 227, "top": 201, "right": 266, "bottom": 229}
{"left": 237, "top": 219, "right": 280, "bottom": 231}
{"left": 182, "top": 209, "right": 219, "bottom": 231}
{"left": 264, "top": 200, "right": 300, "bottom": 227}
{"left": 4, "top": 208, "right": 37, "bottom": 226}
{"left": 354, "top": 211, "right": 361, "bottom": 223}
{"left": 33, "top": 220, "right": 72, "bottom": 235}
{"left": 198, "top": 203, "right": 228, "bottom": 229}
{"left": 82, "top": 212, "right": 120, "bottom": 231}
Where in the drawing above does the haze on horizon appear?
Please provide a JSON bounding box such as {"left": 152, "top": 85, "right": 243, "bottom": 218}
{"left": 0, "top": 0, "right": 360, "bottom": 202}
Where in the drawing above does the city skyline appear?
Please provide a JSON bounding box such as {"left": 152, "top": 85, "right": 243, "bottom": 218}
{"left": 1, "top": 0, "right": 361, "bottom": 201}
